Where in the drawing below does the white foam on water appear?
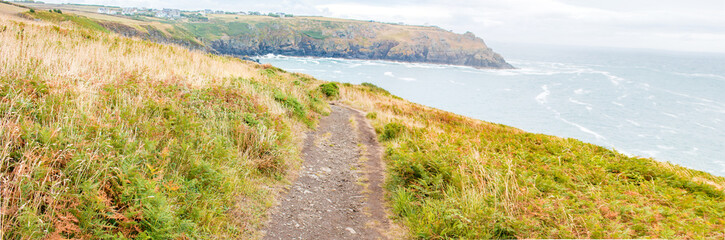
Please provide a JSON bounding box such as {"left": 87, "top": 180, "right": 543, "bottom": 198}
{"left": 662, "top": 89, "right": 723, "bottom": 106}
{"left": 611, "top": 101, "right": 624, "bottom": 107}
{"left": 568, "top": 98, "right": 593, "bottom": 111}
{"left": 672, "top": 72, "right": 725, "bottom": 81}
{"left": 558, "top": 117, "right": 607, "bottom": 141}
{"left": 361, "top": 60, "right": 386, "bottom": 66}
{"left": 402, "top": 62, "right": 449, "bottom": 69}
{"left": 604, "top": 73, "right": 624, "bottom": 86}
{"left": 384, "top": 72, "right": 394, "bottom": 77}
{"left": 574, "top": 88, "right": 589, "bottom": 95}
{"left": 626, "top": 119, "right": 641, "bottom": 127}
{"left": 662, "top": 112, "right": 679, "bottom": 118}
{"left": 694, "top": 122, "right": 717, "bottom": 131}
{"left": 489, "top": 70, "right": 522, "bottom": 76}
{"left": 399, "top": 77, "right": 416, "bottom": 82}
{"left": 536, "top": 85, "right": 550, "bottom": 104}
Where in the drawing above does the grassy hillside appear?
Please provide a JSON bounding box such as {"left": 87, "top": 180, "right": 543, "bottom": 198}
{"left": 339, "top": 86, "right": 725, "bottom": 238}
{"left": 2, "top": 6, "right": 724, "bottom": 239}
{"left": 0, "top": 12, "right": 328, "bottom": 238}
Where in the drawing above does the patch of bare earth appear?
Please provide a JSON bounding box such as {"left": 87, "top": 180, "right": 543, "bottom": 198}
{"left": 262, "top": 103, "right": 398, "bottom": 239}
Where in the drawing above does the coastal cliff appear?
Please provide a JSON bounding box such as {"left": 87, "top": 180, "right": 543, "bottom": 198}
{"left": 201, "top": 19, "right": 513, "bottom": 69}
{"left": 12, "top": 2, "right": 512, "bottom": 68}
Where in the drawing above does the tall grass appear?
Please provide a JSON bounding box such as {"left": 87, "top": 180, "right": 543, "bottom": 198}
{"left": 339, "top": 83, "right": 725, "bottom": 239}
{"left": 0, "top": 13, "right": 327, "bottom": 238}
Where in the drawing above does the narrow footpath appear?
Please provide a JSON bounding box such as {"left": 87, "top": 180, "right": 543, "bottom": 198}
{"left": 262, "top": 103, "right": 393, "bottom": 239}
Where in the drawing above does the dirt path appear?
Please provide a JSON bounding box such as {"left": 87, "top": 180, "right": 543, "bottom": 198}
{"left": 262, "top": 103, "right": 393, "bottom": 239}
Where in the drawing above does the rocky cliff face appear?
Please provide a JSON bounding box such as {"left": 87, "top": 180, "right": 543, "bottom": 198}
{"left": 203, "top": 20, "right": 513, "bottom": 69}
{"left": 99, "top": 17, "right": 512, "bottom": 69}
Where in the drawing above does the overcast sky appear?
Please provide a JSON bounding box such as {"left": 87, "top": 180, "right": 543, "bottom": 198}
{"left": 40, "top": 0, "right": 725, "bottom": 53}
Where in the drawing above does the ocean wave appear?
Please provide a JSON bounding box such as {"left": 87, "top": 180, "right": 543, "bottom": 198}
{"left": 536, "top": 85, "right": 550, "bottom": 104}
{"left": 557, "top": 116, "right": 607, "bottom": 141}
{"left": 626, "top": 119, "right": 641, "bottom": 127}
{"left": 401, "top": 62, "right": 450, "bottom": 69}
{"left": 568, "top": 98, "right": 593, "bottom": 111}
{"left": 541, "top": 101, "right": 608, "bottom": 142}
{"left": 574, "top": 88, "right": 589, "bottom": 95}
{"left": 511, "top": 60, "right": 632, "bottom": 86}
{"left": 694, "top": 122, "right": 717, "bottom": 131}
{"left": 672, "top": 72, "right": 725, "bottom": 81}
{"left": 662, "top": 112, "right": 679, "bottom": 118}
{"left": 661, "top": 89, "right": 723, "bottom": 106}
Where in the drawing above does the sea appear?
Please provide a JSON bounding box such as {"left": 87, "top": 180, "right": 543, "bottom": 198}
{"left": 258, "top": 42, "right": 725, "bottom": 177}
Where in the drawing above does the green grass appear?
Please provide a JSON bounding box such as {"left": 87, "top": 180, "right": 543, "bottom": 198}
{"left": 301, "top": 30, "right": 327, "bottom": 40}
{"left": 339, "top": 84, "right": 725, "bottom": 239}
{"left": 319, "top": 82, "right": 339, "bottom": 98}
{"left": 0, "top": 16, "right": 330, "bottom": 238}
{"left": 381, "top": 125, "right": 725, "bottom": 238}
{"left": 25, "top": 10, "right": 108, "bottom": 33}
{"left": 181, "top": 21, "right": 251, "bottom": 40}
{"left": 0, "top": 72, "right": 309, "bottom": 238}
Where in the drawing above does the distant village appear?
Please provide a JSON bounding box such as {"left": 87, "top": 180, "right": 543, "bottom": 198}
{"left": 96, "top": 7, "right": 293, "bottom": 20}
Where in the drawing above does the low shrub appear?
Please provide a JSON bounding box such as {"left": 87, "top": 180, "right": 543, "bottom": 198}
{"left": 320, "top": 82, "right": 339, "bottom": 97}
{"left": 361, "top": 82, "right": 390, "bottom": 95}
{"left": 366, "top": 112, "right": 377, "bottom": 119}
{"left": 381, "top": 122, "right": 405, "bottom": 140}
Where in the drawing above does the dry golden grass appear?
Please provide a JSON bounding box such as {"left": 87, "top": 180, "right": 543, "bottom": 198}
{"left": 0, "top": 2, "right": 26, "bottom": 15}
{"left": 0, "top": 12, "right": 325, "bottom": 238}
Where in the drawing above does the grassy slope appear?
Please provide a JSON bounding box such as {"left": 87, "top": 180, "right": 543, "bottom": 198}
{"left": 339, "top": 85, "right": 725, "bottom": 239}
{"left": 0, "top": 12, "right": 329, "bottom": 239}
{"left": 2, "top": 6, "right": 724, "bottom": 240}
